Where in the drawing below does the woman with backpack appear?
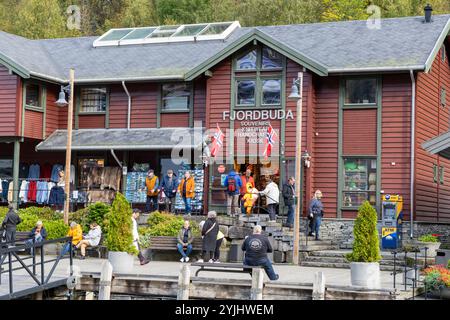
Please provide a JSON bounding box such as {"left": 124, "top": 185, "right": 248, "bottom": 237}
{"left": 223, "top": 169, "right": 242, "bottom": 217}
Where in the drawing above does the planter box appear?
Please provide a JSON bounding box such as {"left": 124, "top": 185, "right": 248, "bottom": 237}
{"left": 436, "top": 249, "right": 450, "bottom": 266}
{"left": 416, "top": 241, "right": 441, "bottom": 257}
{"left": 350, "top": 262, "right": 381, "bottom": 289}
{"left": 108, "top": 251, "right": 135, "bottom": 274}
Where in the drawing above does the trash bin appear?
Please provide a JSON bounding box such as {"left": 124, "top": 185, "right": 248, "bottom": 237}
{"left": 435, "top": 249, "right": 450, "bottom": 266}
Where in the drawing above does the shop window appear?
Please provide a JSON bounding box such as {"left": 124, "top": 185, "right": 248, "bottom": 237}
{"left": 237, "top": 80, "right": 256, "bottom": 106}
{"left": 25, "top": 84, "right": 41, "bottom": 109}
{"left": 80, "top": 87, "right": 107, "bottom": 113}
{"left": 210, "top": 163, "right": 234, "bottom": 207}
{"left": 262, "top": 47, "right": 282, "bottom": 69}
{"left": 236, "top": 50, "right": 257, "bottom": 70}
{"left": 262, "top": 79, "right": 281, "bottom": 105}
{"left": 78, "top": 158, "right": 105, "bottom": 190}
{"left": 342, "top": 158, "right": 376, "bottom": 208}
{"left": 162, "top": 83, "right": 191, "bottom": 111}
{"left": 345, "top": 79, "right": 377, "bottom": 105}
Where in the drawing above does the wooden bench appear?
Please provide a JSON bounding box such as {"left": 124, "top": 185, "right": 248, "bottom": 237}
{"left": 191, "top": 262, "right": 262, "bottom": 277}
{"left": 147, "top": 236, "right": 203, "bottom": 261}
{"left": 84, "top": 235, "right": 108, "bottom": 259}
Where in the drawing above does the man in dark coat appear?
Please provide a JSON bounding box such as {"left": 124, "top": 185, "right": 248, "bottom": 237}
{"left": 282, "top": 177, "right": 295, "bottom": 228}
{"left": 1, "top": 204, "right": 21, "bottom": 245}
{"left": 199, "top": 211, "right": 219, "bottom": 263}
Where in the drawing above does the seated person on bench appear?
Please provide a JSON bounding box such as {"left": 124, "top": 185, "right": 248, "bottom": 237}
{"left": 242, "top": 225, "right": 279, "bottom": 281}
{"left": 61, "top": 222, "right": 83, "bottom": 256}
{"left": 76, "top": 222, "right": 102, "bottom": 260}
{"left": 25, "top": 221, "right": 47, "bottom": 255}
{"left": 177, "top": 220, "right": 194, "bottom": 263}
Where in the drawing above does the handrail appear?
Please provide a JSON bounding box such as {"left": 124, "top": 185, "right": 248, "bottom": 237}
{"left": 0, "top": 236, "right": 73, "bottom": 298}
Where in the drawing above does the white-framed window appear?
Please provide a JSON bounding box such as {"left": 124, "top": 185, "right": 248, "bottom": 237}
{"left": 161, "top": 83, "right": 192, "bottom": 111}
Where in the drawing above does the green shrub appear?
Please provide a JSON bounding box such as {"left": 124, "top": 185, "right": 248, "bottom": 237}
{"left": 346, "top": 201, "right": 381, "bottom": 263}
{"left": 147, "top": 218, "right": 184, "bottom": 237}
{"left": 16, "top": 213, "right": 40, "bottom": 232}
{"left": 447, "top": 260, "right": 450, "bottom": 269}
{"left": 43, "top": 220, "right": 69, "bottom": 240}
{"left": 18, "top": 207, "right": 62, "bottom": 221}
{"left": 104, "top": 193, "right": 137, "bottom": 255}
{"left": 418, "top": 234, "right": 439, "bottom": 243}
{"left": 0, "top": 206, "right": 8, "bottom": 220}
{"left": 69, "top": 208, "right": 90, "bottom": 233}
{"left": 86, "top": 202, "right": 110, "bottom": 233}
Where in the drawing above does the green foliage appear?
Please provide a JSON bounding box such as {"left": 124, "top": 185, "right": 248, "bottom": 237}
{"left": 447, "top": 260, "right": 450, "bottom": 269}
{"left": 346, "top": 201, "right": 381, "bottom": 263}
{"left": 69, "top": 207, "right": 90, "bottom": 233}
{"left": 86, "top": 202, "right": 110, "bottom": 231}
{"left": 0, "top": 207, "right": 7, "bottom": 220}
{"left": 18, "top": 207, "right": 63, "bottom": 221}
{"left": 104, "top": 193, "right": 138, "bottom": 255}
{"left": 16, "top": 213, "right": 40, "bottom": 232}
{"left": 42, "top": 220, "right": 69, "bottom": 240}
{"left": 418, "top": 234, "right": 439, "bottom": 243}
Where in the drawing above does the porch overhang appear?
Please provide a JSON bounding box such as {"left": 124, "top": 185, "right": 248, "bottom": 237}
{"left": 35, "top": 128, "right": 204, "bottom": 151}
{"left": 422, "top": 131, "right": 450, "bottom": 159}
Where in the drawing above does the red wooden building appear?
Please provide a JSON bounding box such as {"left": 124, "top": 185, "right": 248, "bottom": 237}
{"left": 0, "top": 14, "right": 449, "bottom": 238}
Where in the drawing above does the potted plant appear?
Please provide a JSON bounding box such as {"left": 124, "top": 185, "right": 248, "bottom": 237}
{"left": 422, "top": 265, "right": 450, "bottom": 299}
{"left": 416, "top": 234, "right": 441, "bottom": 257}
{"left": 346, "top": 201, "right": 381, "bottom": 289}
{"left": 104, "top": 193, "right": 138, "bottom": 273}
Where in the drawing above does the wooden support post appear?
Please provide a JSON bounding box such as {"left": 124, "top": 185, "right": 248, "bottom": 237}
{"left": 251, "top": 268, "right": 264, "bottom": 300}
{"left": 312, "top": 271, "right": 326, "bottom": 300}
{"left": 177, "top": 263, "right": 191, "bottom": 300}
{"left": 98, "top": 261, "right": 113, "bottom": 300}
{"left": 12, "top": 140, "right": 20, "bottom": 209}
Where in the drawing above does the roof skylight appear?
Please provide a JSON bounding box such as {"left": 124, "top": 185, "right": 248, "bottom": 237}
{"left": 93, "top": 21, "right": 240, "bottom": 47}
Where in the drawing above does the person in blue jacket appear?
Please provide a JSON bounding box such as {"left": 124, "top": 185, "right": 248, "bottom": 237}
{"left": 159, "top": 169, "right": 179, "bottom": 213}
{"left": 223, "top": 169, "right": 242, "bottom": 216}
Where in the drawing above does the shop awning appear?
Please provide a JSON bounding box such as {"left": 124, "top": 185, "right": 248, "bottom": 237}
{"left": 35, "top": 128, "right": 204, "bottom": 151}
{"left": 422, "top": 131, "right": 450, "bottom": 159}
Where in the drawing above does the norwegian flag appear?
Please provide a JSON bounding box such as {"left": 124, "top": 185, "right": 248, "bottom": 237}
{"left": 263, "top": 124, "right": 277, "bottom": 159}
{"left": 210, "top": 124, "right": 224, "bottom": 157}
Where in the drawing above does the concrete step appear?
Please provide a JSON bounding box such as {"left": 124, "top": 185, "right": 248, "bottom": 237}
{"left": 305, "top": 256, "right": 408, "bottom": 266}
{"left": 299, "top": 245, "right": 340, "bottom": 251}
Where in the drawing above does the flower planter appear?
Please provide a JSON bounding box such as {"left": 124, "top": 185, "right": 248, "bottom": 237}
{"left": 350, "top": 262, "right": 380, "bottom": 289}
{"left": 416, "top": 241, "right": 441, "bottom": 257}
{"left": 108, "top": 251, "right": 135, "bottom": 274}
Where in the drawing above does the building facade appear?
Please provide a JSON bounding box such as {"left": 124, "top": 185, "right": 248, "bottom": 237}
{"left": 0, "top": 15, "right": 449, "bottom": 239}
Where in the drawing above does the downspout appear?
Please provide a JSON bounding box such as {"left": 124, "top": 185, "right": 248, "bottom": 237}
{"left": 409, "top": 69, "right": 416, "bottom": 239}
{"left": 122, "top": 81, "right": 131, "bottom": 130}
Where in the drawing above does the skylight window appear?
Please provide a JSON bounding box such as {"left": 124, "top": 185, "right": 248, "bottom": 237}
{"left": 93, "top": 21, "right": 240, "bottom": 47}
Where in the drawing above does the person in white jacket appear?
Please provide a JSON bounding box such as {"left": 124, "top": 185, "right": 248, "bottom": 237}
{"left": 259, "top": 176, "right": 280, "bottom": 222}
{"left": 132, "top": 209, "right": 149, "bottom": 265}
{"left": 76, "top": 222, "right": 102, "bottom": 260}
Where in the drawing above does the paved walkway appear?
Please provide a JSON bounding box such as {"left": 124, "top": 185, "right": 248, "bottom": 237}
{"left": 1, "top": 255, "right": 415, "bottom": 298}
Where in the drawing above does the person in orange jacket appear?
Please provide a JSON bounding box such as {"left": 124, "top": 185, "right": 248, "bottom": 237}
{"left": 145, "top": 169, "right": 160, "bottom": 213}
{"left": 61, "top": 222, "right": 83, "bottom": 256}
{"left": 178, "top": 171, "right": 196, "bottom": 215}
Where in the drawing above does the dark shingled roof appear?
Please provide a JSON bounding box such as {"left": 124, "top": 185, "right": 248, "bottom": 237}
{"left": 422, "top": 131, "right": 450, "bottom": 159}
{"left": 36, "top": 128, "right": 203, "bottom": 151}
{"left": 0, "top": 14, "right": 449, "bottom": 83}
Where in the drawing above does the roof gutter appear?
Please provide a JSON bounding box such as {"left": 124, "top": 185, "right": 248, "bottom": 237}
{"left": 37, "top": 145, "right": 200, "bottom": 151}
{"left": 328, "top": 65, "right": 426, "bottom": 73}
{"left": 409, "top": 69, "right": 416, "bottom": 239}
{"left": 122, "top": 81, "right": 132, "bottom": 130}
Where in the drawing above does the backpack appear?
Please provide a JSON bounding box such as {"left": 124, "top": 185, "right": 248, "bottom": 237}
{"left": 227, "top": 176, "right": 236, "bottom": 193}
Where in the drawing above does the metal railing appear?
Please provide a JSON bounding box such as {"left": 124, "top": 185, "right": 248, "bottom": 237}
{"left": 0, "top": 236, "right": 73, "bottom": 298}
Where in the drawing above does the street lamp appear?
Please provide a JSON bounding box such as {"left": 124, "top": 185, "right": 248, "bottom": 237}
{"left": 288, "top": 70, "right": 304, "bottom": 265}
{"left": 56, "top": 69, "right": 75, "bottom": 225}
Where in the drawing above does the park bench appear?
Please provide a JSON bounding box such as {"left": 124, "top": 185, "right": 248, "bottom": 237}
{"left": 191, "top": 262, "right": 262, "bottom": 277}
{"left": 147, "top": 236, "right": 203, "bottom": 261}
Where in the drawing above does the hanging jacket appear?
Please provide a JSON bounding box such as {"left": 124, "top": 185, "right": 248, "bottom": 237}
{"left": 178, "top": 177, "right": 195, "bottom": 199}
{"left": 145, "top": 176, "right": 160, "bottom": 197}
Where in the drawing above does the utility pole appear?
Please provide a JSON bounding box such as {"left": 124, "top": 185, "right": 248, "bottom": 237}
{"left": 63, "top": 68, "right": 75, "bottom": 225}
{"left": 292, "top": 71, "right": 304, "bottom": 265}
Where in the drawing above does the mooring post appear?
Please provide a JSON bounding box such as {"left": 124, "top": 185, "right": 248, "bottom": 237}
{"left": 98, "top": 261, "right": 113, "bottom": 300}
{"left": 177, "top": 263, "right": 191, "bottom": 300}
{"left": 251, "top": 268, "right": 264, "bottom": 300}
{"left": 312, "top": 271, "right": 326, "bottom": 300}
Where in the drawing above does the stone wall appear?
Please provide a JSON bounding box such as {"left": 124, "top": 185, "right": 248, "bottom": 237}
{"left": 304, "top": 218, "right": 450, "bottom": 249}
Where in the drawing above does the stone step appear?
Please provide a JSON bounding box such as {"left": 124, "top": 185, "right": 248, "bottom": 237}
{"left": 299, "top": 245, "right": 340, "bottom": 251}
{"left": 304, "top": 256, "right": 408, "bottom": 266}
{"left": 308, "top": 250, "right": 436, "bottom": 263}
